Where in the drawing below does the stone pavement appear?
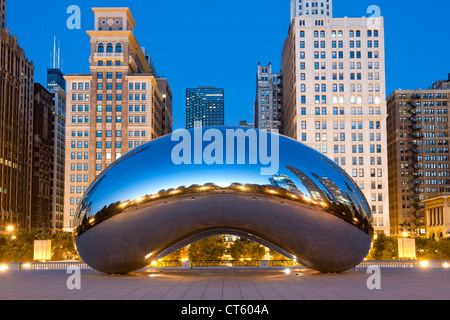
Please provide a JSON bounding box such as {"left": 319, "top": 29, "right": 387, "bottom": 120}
{"left": 0, "top": 267, "right": 449, "bottom": 300}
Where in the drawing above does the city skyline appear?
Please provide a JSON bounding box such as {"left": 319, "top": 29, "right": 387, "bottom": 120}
{"left": 4, "top": 0, "right": 450, "bottom": 130}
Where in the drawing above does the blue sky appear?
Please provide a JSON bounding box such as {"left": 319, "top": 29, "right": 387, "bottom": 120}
{"left": 5, "top": 0, "right": 450, "bottom": 130}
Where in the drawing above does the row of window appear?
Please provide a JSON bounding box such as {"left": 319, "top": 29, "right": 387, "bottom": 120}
{"left": 72, "top": 83, "right": 90, "bottom": 90}
{"left": 299, "top": 95, "right": 382, "bottom": 105}
{"left": 300, "top": 40, "right": 380, "bottom": 49}
{"left": 332, "top": 156, "right": 383, "bottom": 167}
{"left": 302, "top": 72, "right": 381, "bottom": 81}
{"left": 301, "top": 30, "right": 380, "bottom": 38}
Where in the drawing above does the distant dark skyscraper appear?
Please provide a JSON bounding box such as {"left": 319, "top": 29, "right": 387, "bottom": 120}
{"left": 31, "top": 83, "right": 54, "bottom": 230}
{"left": 0, "top": 0, "right": 5, "bottom": 30}
{"left": 47, "top": 45, "right": 67, "bottom": 232}
{"left": 0, "top": 20, "right": 34, "bottom": 232}
{"left": 186, "top": 87, "right": 224, "bottom": 129}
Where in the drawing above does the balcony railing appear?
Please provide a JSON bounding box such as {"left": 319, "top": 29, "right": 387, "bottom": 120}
{"left": 92, "top": 52, "right": 125, "bottom": 61}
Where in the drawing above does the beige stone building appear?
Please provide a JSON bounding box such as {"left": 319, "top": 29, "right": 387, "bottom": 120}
{"left": 63, "top": 8, "right": 170, "bottom": 231}
{"left": 281, "top": 0, "right": 390, "bottom": 235}
{"left": 423, "top": 195, "right": 450, "bottom": 240}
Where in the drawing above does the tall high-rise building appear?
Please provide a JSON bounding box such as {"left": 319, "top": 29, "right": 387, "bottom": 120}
{"left": 281, "top": 0, "right": 390, "bottom": 235}
{"left": 254, "top": 63, "right": 283, "bottom": 133}
{"left": 31, "top": 84, "right": 54, "bottom": 230}
{"left": 0, "top": 16, "right": 34, "bottom": 232}
{"left": 290, "top": 0, "right": 332, "bottom": 20}
{"left": 1, "top": 0, "right": 5, "bottom": 30}
{"left": 186, "top": 87, "right": 225, "bottom": 129}
{"left": 63, "top": 7, "right": 171, "bottom": 231}
{"left": 156, "top": 78, "right": 173, "bottom": 135}
{"left": 386, "top": 78, "right": 450, "bottom": 237}
{"left": 47, "top": 42, "right": 66, "bottom": 232}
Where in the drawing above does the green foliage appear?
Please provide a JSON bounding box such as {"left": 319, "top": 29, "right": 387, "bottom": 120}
{"left": 188, "top": 237, "right": 227, "bottom": 261}
{"left": 229, "top": 238, "right": 266, "bottom": 260}
{"left": 269, "top": 249, "right": 290, "bottom": 261}
{"left": 0, "top": 229, "right": 80, "bottom": 262}
{"left": 366, "top": 234, "right": 450, "bottom": 260}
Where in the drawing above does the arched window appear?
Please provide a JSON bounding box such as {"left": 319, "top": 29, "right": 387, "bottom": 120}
{"left": 97, "top": 43, "right": 105, "bottom": 53}
{"left": 116, "top": 43, "right": 122, "bottom": 53}
{"left": 106, "top": 43, "right": 113, "bottom": 53}
{"left": 349, "top": 30, "right": 355, "bottom": 37}
{"left": 367, "top": 30, "right": 372, "bottom": 37}
{"left": 300, "top": 31, "right": 305, "bottom": 38}
{"left": 374, "top": 30, "right": 379, "bottom": 37}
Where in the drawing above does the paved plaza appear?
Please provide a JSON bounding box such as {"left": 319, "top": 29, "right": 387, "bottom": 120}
{"left": 0, "top": 267, "right": 449, "bottom": 300}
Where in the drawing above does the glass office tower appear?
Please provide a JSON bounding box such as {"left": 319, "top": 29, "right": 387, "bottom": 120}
{"left": 186, "top": 87, "right": 225, "bottom": 129}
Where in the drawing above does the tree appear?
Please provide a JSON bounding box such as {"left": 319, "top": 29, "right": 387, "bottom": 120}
{"left": 51, "top": 232, "right": 80, "bottom": 261}
{"left": 162, "top": 247, "right": 189, "bottom": 261}
{"left": 229, "top": 238, "right": 266, "bottom": 260}
{"left": 366, "top": 234, "right": 398, "bottom": 260}
{"left": 0, "top": 229, "right": 80, "bottom": 262}
{"left": 269, "top": 249, "right": 290, "bottom": 261}
{"left": 188, "top": 237, "right": 226, "bottom": 261}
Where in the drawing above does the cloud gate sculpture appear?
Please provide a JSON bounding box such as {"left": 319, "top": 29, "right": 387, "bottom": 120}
{"left": 74, "top": 127, "right": 373, "bottom": 274}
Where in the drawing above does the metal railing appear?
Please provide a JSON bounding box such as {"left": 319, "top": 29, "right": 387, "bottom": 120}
{"left": 1, "top": 260, "right": 449, "bottom": 271}
{"left": 0, "top": 262, "right": 92, "bottom": 271}
{"left": 356, "top": 260, "right": 450, "bottom": 269}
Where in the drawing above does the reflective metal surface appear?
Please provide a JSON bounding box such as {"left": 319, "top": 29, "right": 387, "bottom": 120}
{"left": 74, "top": 127, "right": 373, "bottom": 274}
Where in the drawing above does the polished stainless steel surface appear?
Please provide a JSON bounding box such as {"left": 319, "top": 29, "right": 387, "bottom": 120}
{"left": 74, "top": 127, "right": 373, "bottom": 274}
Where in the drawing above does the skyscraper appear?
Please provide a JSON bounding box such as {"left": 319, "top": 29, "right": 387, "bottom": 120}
{"left": 186, "top": 87, "right": 225, "bottom": 129}
{"left": 0, "top": 0, "right": 5, "bottom": 30}
{"left": 281, "top": 0, "right": 390, "bottom": 235}
{"left": 156, "top": 78, "right": 173, "bottom": 135}
{"left": 63, "top": 7, "right": 170, "bottom": 231}
{"left": 31, "top": 84, "right": 54, "bottom": 230}
{"left": 0, "top": 10, "right": 34, "bottom": 233}
{"left": 47, "top": 41, "right": 66, "bottom": 232}
{"left": 386, "top": 77, "right": 450, "bottom": 236}
{"left": 254, "top": 63, "right": 283, "bottom": 133}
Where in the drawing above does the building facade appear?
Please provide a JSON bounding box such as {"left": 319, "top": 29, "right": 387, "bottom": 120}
{"left": 47, "top": 67, "right": 66, "bottom": 232}
{"left": 423, "top": 194, "right": 450, "bottom": 241}
{"left": 63, "top": 7, "right": 169, "bottom": 231}
{"left": 281, "top": 0, "right": 390, "bottom": 235}
{"left": 156, "top": 78, "right": 173, "bottom": 135}
{"left": 290, "top": 0, "right": 332, "bottom": 20}
{"left": 186, "top": 87, "right": 225, "bottom": 129}
{"left": 31, "top": 84, "right": 54, "bottom": 230}
{"left": 254, "top": 63, "right": 283, "bottom": 133}
{"left": 0, "top": 24, "right": 34, "bottom": 233}
{"left": 387, "top": 84, "right": 450, "bottom": 236}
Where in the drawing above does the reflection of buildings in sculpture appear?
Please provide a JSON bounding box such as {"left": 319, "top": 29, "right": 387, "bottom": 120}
{"left": 286, "top": 166, "right": 328, "bottom": 202}
{"left": 269, "top": 174, "right": 300, "bottom": 192}
{"left": 311, "top": 173, "right": 351, "bottom": 206}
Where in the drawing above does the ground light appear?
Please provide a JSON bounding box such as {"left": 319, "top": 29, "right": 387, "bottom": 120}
{"left": 420, "top": 260, "right": 430, "bottom": 268}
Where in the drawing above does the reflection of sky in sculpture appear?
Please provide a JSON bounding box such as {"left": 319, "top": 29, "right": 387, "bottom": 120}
{"left": 79, "top": 127, "right": 371, "bottom": 224}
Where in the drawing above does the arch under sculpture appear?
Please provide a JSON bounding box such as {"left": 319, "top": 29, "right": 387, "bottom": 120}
{"left": 74, "top": 127, "right": 374, "bottom": 274}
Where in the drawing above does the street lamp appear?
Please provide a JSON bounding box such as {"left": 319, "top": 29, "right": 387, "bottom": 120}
{"left": 7, "top": 225, "right": 14, "bottom": 232}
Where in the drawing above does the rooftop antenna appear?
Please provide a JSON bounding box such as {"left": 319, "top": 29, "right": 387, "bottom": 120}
{"left": 53, "top": 36, "right": 56, "bottom": 69}
{"left": 57, "top": 39, "right": 61, "bottom": 69}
